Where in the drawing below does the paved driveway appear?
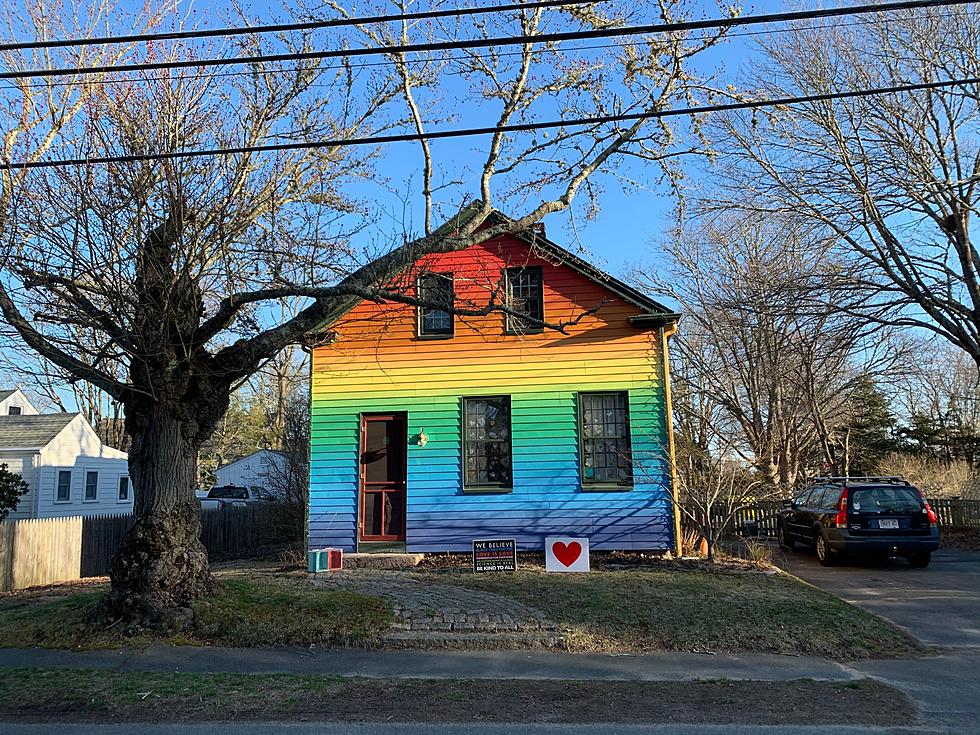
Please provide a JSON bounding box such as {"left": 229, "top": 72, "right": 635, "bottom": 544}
{"left": 774, "top": 545, "right": 980, "bottom": 648}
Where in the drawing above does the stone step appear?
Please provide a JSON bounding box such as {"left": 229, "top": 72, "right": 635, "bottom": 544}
{"left": 336, "top": 553, "right": 425, "bottom": 570}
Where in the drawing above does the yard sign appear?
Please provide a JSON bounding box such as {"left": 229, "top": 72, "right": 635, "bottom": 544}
{"left": 545, "top": 536, "right": 590, "bottom": 572}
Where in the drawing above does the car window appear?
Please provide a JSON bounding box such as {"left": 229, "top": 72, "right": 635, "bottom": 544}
{"left": 809, "top": 486, "right": 832, "bottom": 508}
{"left": 794, "top": 488, "right": 814, "bottom": 506}
{"left": 850, "top": 486, "right": 922, "bottom": 513}
{"left": 207, "top": 486, "right": 249, "bottom": 499}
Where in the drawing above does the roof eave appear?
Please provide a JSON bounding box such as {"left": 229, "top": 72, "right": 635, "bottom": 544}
{"left": 628, "top": 313, "right": 682, "bottom": 328}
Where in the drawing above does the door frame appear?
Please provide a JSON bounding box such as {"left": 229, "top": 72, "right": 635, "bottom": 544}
{"left": 358, "top": 412, "right": 408, "bottom": 543}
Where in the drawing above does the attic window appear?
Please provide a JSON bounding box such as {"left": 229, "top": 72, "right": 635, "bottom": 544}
{"left": 418, "top": 272, "right": 454, "bottom": 337}
{"left": 504, "top": 267, "right": 544, "bottom": 334}
{"left": 7, "top": 406, "right": 21, "bottom": 415}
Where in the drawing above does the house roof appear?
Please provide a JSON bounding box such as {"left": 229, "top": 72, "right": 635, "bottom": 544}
{"left": 216, "top": 448, "right": 287, "bottom": 471}
{"left": 0, "top": 413, "right": 78, "bottom": 449}
{"left": 0, "top": 390, "right": 16, "bottom": 402}
{"left": 314, "top": 202, "right": 680, "bottom": 333}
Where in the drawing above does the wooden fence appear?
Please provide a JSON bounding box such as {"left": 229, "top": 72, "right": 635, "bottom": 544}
{"left": 0, "top": 516, "right": 82, "bottom": 592}
{"left": 700, "top": 498, "right": 980, "bottom": 538}
{"left": 1, "top": 503, "right": 295, "bottom": 591}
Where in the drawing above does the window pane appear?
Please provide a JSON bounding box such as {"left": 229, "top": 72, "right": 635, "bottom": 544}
{"left": 464, "top": 396, "right": 512, "bottom": 486}
{"left": 85, "top": 471, "right": 98, "bottom": 500}
{"left": 118, "top": 477, "right": 129, "bottom": 501}
{"left": 505, "top": 267, "right": 543, "bottom": 332}
{"left": 580, "top": 393, "right": 633, "bottom": 484}
{"left": 419, "top": 272, "right": 454, "bottom": 335}
{"left": 8, "top": 406, "right": 21, "bottom": 415}
{"left": 57, "top": 471, "right": 71, "bottom": 501}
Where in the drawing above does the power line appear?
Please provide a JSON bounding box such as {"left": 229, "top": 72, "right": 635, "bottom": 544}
{"left": 6, "top": 7, "right": 974, "bottom": 92}
{"left": 4, "top": 75, "right": 978, "bottom": 170}
{"left": 2, "top": 0, "right": 977, "bottom": 81}
{"left": 0, "top": 0, "right": 606, "bottom": 53}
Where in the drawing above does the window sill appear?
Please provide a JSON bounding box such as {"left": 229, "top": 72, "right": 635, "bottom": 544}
{"left": 581, "top": 484, "right": 634, "bottom": 492}
{"left": 54, "top": 499, "right": 71, "bottom": 504}
{"left": 416, "top": 333, "right": 455, "bottom": 341}
{"left": 462, "top": 487, "right": 513, "bottom": 495}
{"left": 83, "top": 498, "right": 98, "bottom": 503}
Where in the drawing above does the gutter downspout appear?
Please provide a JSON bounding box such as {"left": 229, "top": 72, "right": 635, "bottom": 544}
{"left": 660, "top": 322, "right": 683, "bottom": 558}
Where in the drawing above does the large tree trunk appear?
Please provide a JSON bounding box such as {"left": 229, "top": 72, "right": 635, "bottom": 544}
{"left": 103, "top": 403, "right": 212, "bottom": 631}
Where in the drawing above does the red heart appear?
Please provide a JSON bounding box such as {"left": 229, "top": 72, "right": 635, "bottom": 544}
{"left": 552, "top": 541, "right": 582, "bottom": 567}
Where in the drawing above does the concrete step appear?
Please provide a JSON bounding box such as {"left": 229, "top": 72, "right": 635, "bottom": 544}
{"left": 340, "top": 553, "right": 425, "bottom": 570}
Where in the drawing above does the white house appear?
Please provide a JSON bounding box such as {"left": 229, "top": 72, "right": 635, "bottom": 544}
{"left": 0, "top": 389, "right": 39, "bottom": 417}
{"left": 214, "top": 449, "right": 287, "bottom": 493}
{"left": 0, "top": 391, "right": 131, "bottom": 519}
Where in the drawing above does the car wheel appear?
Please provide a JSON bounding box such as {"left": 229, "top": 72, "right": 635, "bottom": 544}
{"left": 907, "top": 551, "right": 931, "bottom": 568}
{"left": 778, "top": 524, "right": 795, "bottom": 551}
{"left": 815, "top": 531, "right": 836, "bottom": 567}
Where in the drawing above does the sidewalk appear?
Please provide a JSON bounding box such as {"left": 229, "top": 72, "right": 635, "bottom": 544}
{"left": 0, "top": 644, "right": 859, "bottom": 681}
{"left": 2, "top": 645, "right": 978, "bottom": 734}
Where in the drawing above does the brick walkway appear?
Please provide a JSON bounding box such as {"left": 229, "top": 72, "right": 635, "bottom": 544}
{"left": 310, "top": 570, "right": 563, "bottom": 648}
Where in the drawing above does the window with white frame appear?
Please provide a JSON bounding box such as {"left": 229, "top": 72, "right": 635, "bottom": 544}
{"left": 85, "top": 471, "right": 98, "bottom": 501}
{"left": 56, "top": 470, "right": 71, "bottom": 502}
{"left": 118, "top": 476, "right": 130, "bottom": 501}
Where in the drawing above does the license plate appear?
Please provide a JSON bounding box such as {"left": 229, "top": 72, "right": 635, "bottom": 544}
{"left": 879, "top": 519, "right": 899, "bottom": 529}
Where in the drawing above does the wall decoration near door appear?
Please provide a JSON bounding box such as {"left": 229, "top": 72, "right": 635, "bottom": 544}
{"left": 359, "top": 414, "right": 407, "bottom": 542}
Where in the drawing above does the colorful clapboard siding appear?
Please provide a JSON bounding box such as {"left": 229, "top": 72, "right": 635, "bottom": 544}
{"left": 308, "top": 220, "right": 680, "bottom": 553}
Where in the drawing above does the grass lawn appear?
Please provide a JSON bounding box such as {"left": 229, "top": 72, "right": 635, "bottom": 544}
{"left": 0, "top": 572, "right": 393, "bottom": 649}
{"left": 424, "top": 565, "right": 925, "bottom": 659}
{"left": 0, "top": 667, "right": 914, "bottom": 726}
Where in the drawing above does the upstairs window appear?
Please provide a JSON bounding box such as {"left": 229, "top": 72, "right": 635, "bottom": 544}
{"left": 85, "top": 471, "right": 99, "bottom": 501}
{"left": 504, "top": 266, "right": 544, "bottom": 334}
{"left": 7, "top": 406, "right": 21, "bottom": 415}
{"left": 463, "top": 396, "right": 513, "bottom": 489}
{"left": 118, "top": 476, "right": 130, "bottom": 501}
{"left": 56, "top": 470, "right": 71, "bottom": 502}
{"left": 579, "top": 392, "right": 633, "bottom": 486}
{"left": 418, "top": 272, "right": 454, "bottom": 337}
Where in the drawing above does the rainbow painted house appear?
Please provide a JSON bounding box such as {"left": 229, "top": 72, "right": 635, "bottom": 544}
{"left": 307, "top": 207, "right": 682, "bottom": 555}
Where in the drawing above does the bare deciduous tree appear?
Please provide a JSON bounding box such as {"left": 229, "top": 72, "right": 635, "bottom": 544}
{"left": 0, "top": 0, "right": 728, "bottom": 626}
{"left": 645, "top": 212, "right": 891, "bottom": 489}
{"left": 708, "top": 6, "right": 980, "bottom": 366}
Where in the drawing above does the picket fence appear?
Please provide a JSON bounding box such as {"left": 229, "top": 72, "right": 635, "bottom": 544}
{"left": 1, "top": 504, "right": 293, "bottom": 592}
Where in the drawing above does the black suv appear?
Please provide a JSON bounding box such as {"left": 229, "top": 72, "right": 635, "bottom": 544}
{"left": 777, "top": 477, "right": 940, "bottom": 567}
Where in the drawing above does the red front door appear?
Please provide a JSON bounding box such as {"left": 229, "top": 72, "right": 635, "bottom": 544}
{"left": 359, "top": 414, "right": 407, "bottom": 542}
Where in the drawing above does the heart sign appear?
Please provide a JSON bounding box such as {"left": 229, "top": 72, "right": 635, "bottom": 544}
{"left": 545, "top": 536, "right": 590, "bottom": 573}
{"left": 552, "top": 541, "right": 581, "bottom": 567}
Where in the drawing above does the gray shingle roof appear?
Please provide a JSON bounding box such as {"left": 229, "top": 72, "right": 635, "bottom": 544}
{"left": 0, "top": 390, "right": 16, "bottom": 402}
{"left": 0, "top": 413, "right": 78, "bottom": 448}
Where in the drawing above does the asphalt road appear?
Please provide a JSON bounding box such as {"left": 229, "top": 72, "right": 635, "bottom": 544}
{"left": 773, "top": 546, "right": 980, "bottom": 649}
{"left": 0, "top": 724, "right": 941, "bottom": 735}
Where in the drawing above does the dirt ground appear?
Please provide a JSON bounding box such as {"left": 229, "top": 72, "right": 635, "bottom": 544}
{"left": 941, "top": 526, "right": 980, "bottom": 551}
{"left": 0, "top": 673, "right": 915, "bottom": 726}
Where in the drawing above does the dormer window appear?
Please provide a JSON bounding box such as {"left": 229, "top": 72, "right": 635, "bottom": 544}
{"left": 7, "top": 406, "right": 21, "bottom": 415}
{"left": 504, "top": 266, "right": 544, "bottom": 334}
{"left": 418, "top": 272, "right": 454, "bottom": 338}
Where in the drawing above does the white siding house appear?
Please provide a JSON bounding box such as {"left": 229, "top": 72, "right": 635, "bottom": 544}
{"left": 0, "top": 391, "right": 130, "bottom": 519}
{"left": 0, "top": 389, "right": 39, "bottom": 417}
{"left": 214, "top": 449, "right": 286, "bottom": 492}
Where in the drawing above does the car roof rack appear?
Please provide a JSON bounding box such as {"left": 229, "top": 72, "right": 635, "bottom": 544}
{"left": 808, "top": 475, "right": 911, "bottom": 485}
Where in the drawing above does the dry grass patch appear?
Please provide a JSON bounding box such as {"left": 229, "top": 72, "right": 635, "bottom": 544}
{"left": 424, "top": 565, "right": 924, "bottom": 660}
{"left": 0, "top": 668, "right": 915, "bottom": 726}
{"left": 0, "top": 572, "right": 392, "bottom": 649}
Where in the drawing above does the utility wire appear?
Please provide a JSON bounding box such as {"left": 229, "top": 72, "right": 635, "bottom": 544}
{"left": 1, "top": 0, "right": 977, "bottom": 81}
{"left": 0, "top": 0, "right": 606, "bottom": 52}
{"left": 4, "top": 75, "right": 978, "bottom": 170}
{"left": 6, "top": 7, "right": 974, "bottom": 91}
